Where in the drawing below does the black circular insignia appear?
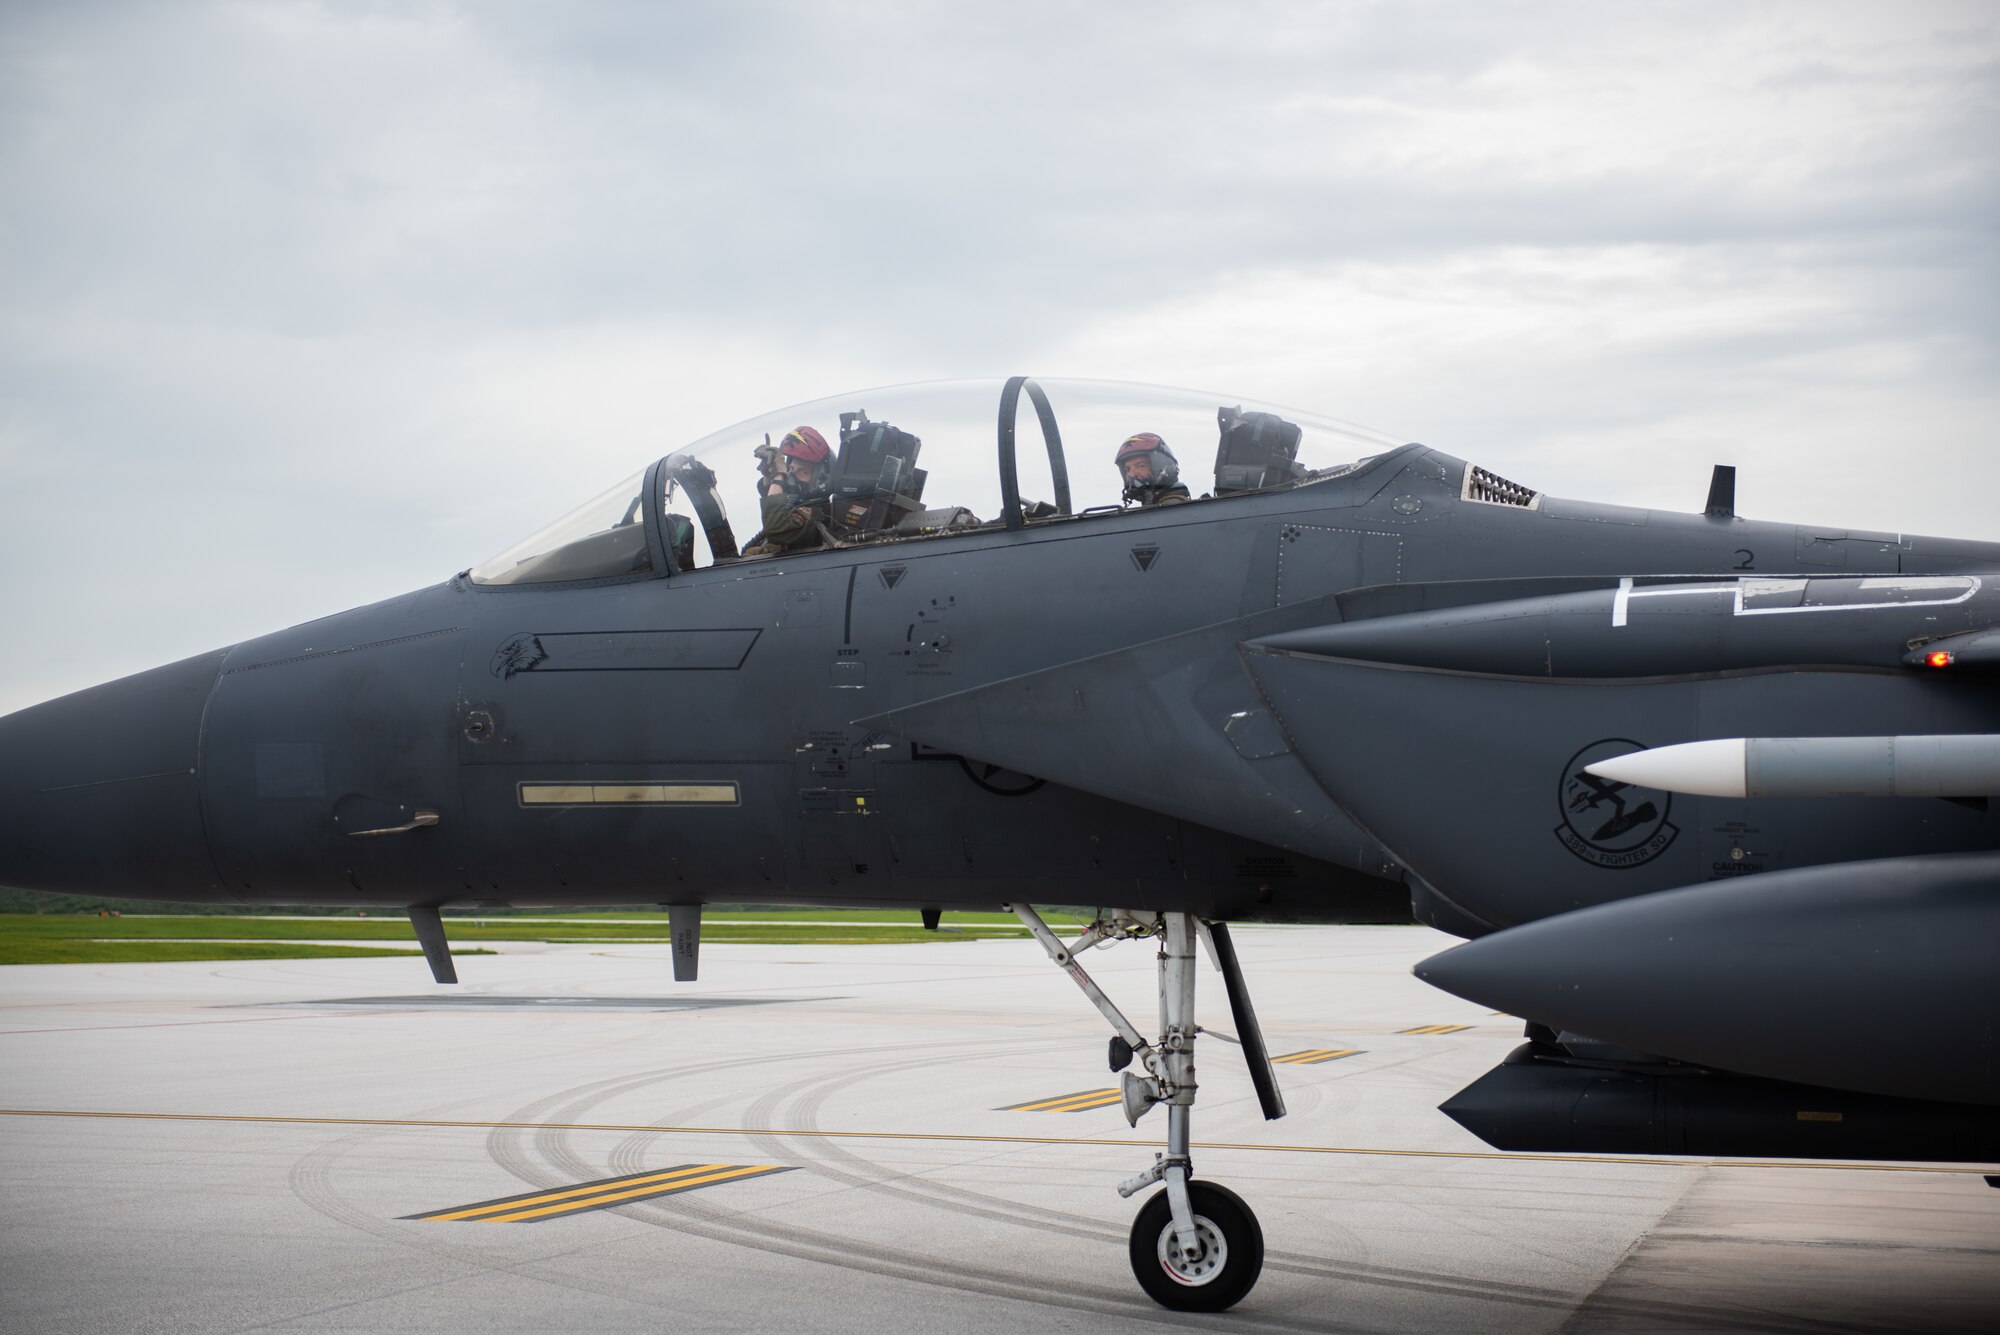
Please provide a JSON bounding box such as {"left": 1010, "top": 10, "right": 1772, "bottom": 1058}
{"left": 1553, "top": 738, "right": 1679, "bottom": 869}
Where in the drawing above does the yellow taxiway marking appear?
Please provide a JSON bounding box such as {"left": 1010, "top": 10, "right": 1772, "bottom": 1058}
{"left": 1000, "top": 1088, "right": 1124, "bottom": 1112}
{"left": 2, "top": 1109, "right": 1992, "bottom": 1176}
{"left": 1401, "top": 1024, "right": 1473, "bottom": 1035}
{"left": 1270, "top": 1048, "right": 1363, "bottom": 1065}
{"left": 415, "top": 1162, "right": 728, "bottom": 1221}
{"left": 409, "top": 1162, "right": 789, "bottom": 1223}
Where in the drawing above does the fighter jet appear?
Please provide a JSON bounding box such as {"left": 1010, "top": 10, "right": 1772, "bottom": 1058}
{"left": 2, "top": 375, "right": 1996, "bottom": 1311}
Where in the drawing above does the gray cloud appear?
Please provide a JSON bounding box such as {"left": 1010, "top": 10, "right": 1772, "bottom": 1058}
{"left": 1, "top": 0, "right": 1996, "bottom": 711}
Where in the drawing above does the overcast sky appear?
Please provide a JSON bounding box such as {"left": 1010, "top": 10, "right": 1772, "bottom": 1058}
{"left": 2, "top": 0, "right": 1995, "bottom": 713}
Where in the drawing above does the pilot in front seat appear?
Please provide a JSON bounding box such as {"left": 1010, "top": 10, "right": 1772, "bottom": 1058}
{"left": 744, "top": 426, "right": 834, "bottom": 556}
{"left": 1117, "top": 433, "right": 1191, "bottom": 507}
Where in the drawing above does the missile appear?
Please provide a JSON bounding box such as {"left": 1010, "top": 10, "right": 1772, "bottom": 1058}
{"left": 1414, "top": 851, "right": 2000, "bottom": 1107}
{"left": 1442, "top": 1043, "right": 2000, "bottom": 1161}
{"left": 1584, "top": 734, "right": 2000, "bottom": 798}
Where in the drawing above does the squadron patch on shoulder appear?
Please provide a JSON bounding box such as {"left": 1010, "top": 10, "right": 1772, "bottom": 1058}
{"left": 1554, "top": 738, "right": 1678, "bottom": 869}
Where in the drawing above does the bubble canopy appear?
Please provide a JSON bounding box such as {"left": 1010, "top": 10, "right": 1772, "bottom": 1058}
{"left": 468, "top": 377, "right": 1402, "bottom": 585}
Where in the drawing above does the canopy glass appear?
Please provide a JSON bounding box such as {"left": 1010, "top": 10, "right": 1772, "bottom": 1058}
{"left": 469, "top": 377, "right": 1402, "bottom": 585}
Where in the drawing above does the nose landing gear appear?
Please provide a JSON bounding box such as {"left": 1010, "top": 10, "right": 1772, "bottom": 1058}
{"left": 1009, "top": 905, "right": 1283, "bottom": 1312}
{"left": 1131, "top": 1180, "right": 1265, "bottom": 1312}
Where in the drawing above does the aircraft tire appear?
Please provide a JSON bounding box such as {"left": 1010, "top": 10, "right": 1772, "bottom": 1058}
{"left": 1128, "top": 1181, "right": 1264, "bottom": 1312}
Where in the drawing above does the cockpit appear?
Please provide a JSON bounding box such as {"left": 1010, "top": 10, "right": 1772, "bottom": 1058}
{"left": 467, "top": 376, "right": 1403, "bottom": 585}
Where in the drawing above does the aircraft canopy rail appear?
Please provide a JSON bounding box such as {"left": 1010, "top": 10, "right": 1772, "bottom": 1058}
{"left": 467, "top": 377, "right": 1404, "bottom": 585}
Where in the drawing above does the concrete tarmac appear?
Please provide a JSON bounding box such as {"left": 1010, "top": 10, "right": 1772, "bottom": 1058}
{"left": 1, "top": 924, "right": 1995, "bottom": 1333}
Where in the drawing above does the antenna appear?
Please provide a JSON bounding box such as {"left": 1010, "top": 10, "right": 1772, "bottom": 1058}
{"left": 1704, "top": 464, "right": 1736, "bottom": 519}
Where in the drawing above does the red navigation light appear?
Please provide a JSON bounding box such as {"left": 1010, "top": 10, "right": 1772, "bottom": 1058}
{"left": 1925, "top": 649, "right": 1954, "bottom": 669}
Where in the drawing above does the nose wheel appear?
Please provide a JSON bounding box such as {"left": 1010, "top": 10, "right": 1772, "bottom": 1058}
{"left": 1010, "top": 905, "right": 1284, "bottom": 1313}
{"left": 1131, "top": 1180, "right": 1264, "bottom": 1311}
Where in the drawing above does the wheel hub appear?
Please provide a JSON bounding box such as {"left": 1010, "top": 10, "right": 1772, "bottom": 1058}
{"left": 1158, "top": 1214, "right": 1227, "bottom": 1285}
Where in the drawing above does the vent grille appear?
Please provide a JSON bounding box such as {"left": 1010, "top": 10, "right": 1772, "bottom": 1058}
{"left": 1464, "top": 465, "right": 1541, "bottom": 508}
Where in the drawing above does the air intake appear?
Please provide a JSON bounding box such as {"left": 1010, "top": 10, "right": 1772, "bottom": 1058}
{"left": 1463, "top": 465, "right": 1541, "bottom": 508}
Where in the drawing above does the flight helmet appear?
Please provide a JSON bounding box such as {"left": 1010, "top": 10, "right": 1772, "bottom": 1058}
{"left": 1116, "top": 433, "right": 1179, "bottom": 502}
{"left": 779, "top": 425, "right": 831, "bottom": 490}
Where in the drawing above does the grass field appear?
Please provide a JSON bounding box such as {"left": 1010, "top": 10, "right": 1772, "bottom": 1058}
{"left": 0, "top": 940, "right": 487, "bottom": 966}
{"left": 0, "top": 909, "right": 1058, "bottom": 965}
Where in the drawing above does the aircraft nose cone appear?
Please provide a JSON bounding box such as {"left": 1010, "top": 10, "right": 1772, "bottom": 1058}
{"left": 0, "top": 649, "right": 231, "bottom": 899}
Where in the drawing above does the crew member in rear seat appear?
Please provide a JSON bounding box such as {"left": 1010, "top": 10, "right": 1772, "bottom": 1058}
{"left": 1116, "top": 433, "right": 1191, "bottom": 507}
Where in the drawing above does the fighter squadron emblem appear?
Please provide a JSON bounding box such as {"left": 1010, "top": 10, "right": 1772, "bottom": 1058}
{"left": 1554, "top": 738, "right": 1679, "bottom": 869}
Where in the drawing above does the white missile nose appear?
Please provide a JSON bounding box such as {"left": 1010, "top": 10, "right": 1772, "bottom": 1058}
{"left": 1585, "top": 738, "right": 1748, "bottom": 798}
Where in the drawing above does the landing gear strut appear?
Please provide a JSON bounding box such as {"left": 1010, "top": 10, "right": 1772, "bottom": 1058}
{"left": 1010, "top": 905, "right": 1279, "bottom": 1312}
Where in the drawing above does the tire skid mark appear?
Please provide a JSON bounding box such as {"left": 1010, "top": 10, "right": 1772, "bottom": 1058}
{"left": 730, "top": 1049, "right": 1134, "bottom": 1243}
{"left": 486, "top": 1040, "right": 927, "bottom": 1184}
{"left": 512, "top": 1042, "right": 1573, "bottom": 1335}
{"left": 756, "top": 1056, "right": 1854, "bottom": 1333}
{"left": 283, "top": 1116, "right": 677, "bottom": 1324}
{"left": 278, "top": 1043, "right": 950, "bottom": 1327}
{"left": 503, "top": 1039, "right": 1271, "bottom": 1332}
{"left": 603, "top": 1039, "right": 1887, "bottom": 1335}
{"left": 288, "top": 1033, "right": 1884, "bottom": 1335}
